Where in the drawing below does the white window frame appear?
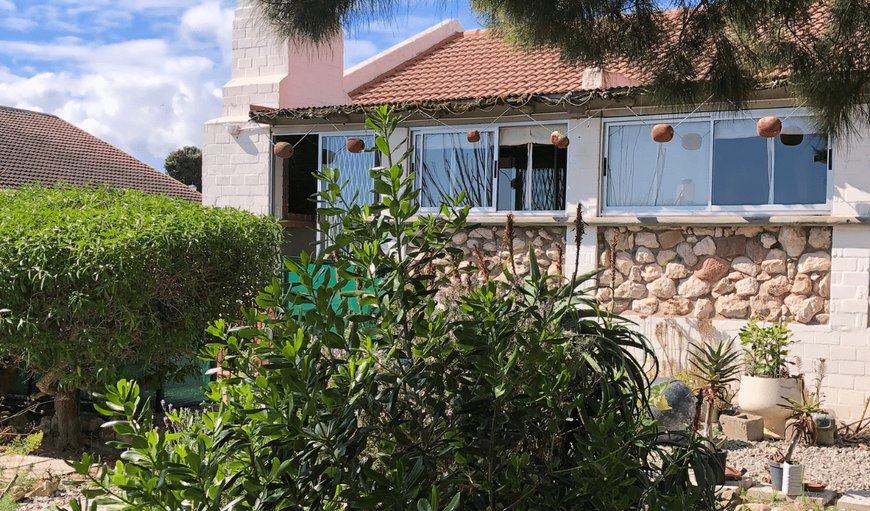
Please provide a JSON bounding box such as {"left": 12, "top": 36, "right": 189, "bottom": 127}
{"left": 410, "top": 121, "right": 569, "bottom": 215}
{"left": 601, "top": 108, "right": 834, "bottom": 216}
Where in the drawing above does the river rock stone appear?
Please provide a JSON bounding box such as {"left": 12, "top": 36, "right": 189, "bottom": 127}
{"left": 732, "top": 256, "right": 758, "bottom": 276}
{"left": 716, "top": 294, "right": 750, "bottom": 318}
{"left": 642, "top": 264, "right": 663, "bottom": 282}
{"left": 660, "top": 297, "right": 692, "bottom": 315}
{"left": 761, "top": 232, "right": 777, "bottom": 248}
{"left": 615, "top": 281, "right": 648, "bottom": 299}
{"left": 636, "top": 247, "right": 656, "bottom": 264}
{"left": 665, "top": 262, "right": 690, "bottom": 279}
{"left": 716, "top": 236, "right": 747, "bottom": 258}
{"left": 679, "top": 276, "right": 712, "bottom": 298}
{"left": 808, "top": 227, "right": 832, "bottom": 249}
{"left": 793, "top": 296, "right": 825, "bottom": 323}
{"left": 695, "top": 256, "right": 731, "bottom": 281}
{"left": 735, "top": 277, "right": 760, "bottom": 296}
{"left": 797, "top": 251, "right": 831, "bottom": 273}
{"left": 635, "top": 231, "right": 660, "bottom": 248}
{"left": 657, "top": 250, "right": 677, "bottom": 265}
{"left": 761, "top": 249, "right": 787, "bottom": 274}
{"left": 791, "top": 274, "right": 813, "bottom": 295}
{"left": 658, "top": 230, "right": 684, "bottom": 249}
{"left": 761, "top": 275, "right": 791, "bottom": 296}
{"left": 648, "top": 277, "right": 677, "bottom": 299}
{"left": 693, "top": 298, "right": 715, "bottom": 319}
{"left": 694, "top": 236, "right": 716, "bottom": 256}
{"left": 778, "top": 226, "right": 806, "bottom": 257}
{"left": 632, "top": 297, "right": 659, "bottom": 315}
{"left": 676, "top": 242, "right": 698, "bottom": 267}
{"left": 750, "top": 294, "right": 782, "bottom": 321}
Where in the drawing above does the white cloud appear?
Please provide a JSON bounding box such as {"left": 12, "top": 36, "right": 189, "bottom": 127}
{"left": 0, "top": 0, "right": 14, "bottom": 10}
{"left": 0, "top": 0, "right": 233, "bottom": 169}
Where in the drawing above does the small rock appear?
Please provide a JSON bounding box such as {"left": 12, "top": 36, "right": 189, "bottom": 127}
{"left": 735, "top": 277, "right": 760, "bottom": 296}
{"left": 648, "top": 277, "right": 677, "bottom": 299}
{"left": 676, "top": 242, "right": 698, "bottom": 267}
{"left": 635, "top": 247, "right": 656, "bottom": 264}
{"left": 778, "top": 226, "right": 807, "bottom": 257}
{"left": 26, "top": 480, "right": 59, "bottom": 498}
{"left": 451, "top": 231, "right": 469, "bottom": 245}
{"left": 760, "top": 275, "right": 791, "bottom": 296}
{"left": 632, "top": 297, "right": 659, "bottom": 315}
{"left": 657, "top": 230, "right": 684, "bottom": 249}
{"left": 732, "top": 256, "right": 758, "bottom": 277}
{"left": 596, "top": 287, "right": 613, "bottom": 302}
{"left": 736, "top": 226, "right": 763, "bottom": 237}
{"left": 679, "top": 276, "right": 712, "bottom": 298}
{"left": 816, "top": 274, "right": 830, "bottom": 298}
{"left": 793, "top": 296, "right": 825, "bottom": 323}
{"left": 665, "top": 262, "right": 690, "bottom": 279}
{"left": 629, "top": 266, "right": 644, "bottom": 282}
{"left": 660, "top": 297, "right": 692, "bottom": 316}
{"left": 750, "top": 294, "right": 782, "bottom": 321}
{"left": 615, "top": 281, "right": 648, "bottom": 299}
{"left": 808, "top": 227, "right": 832, "bottom": 249}
{"left": 791, "top": 274, "right": 813, "bottom": 295}
{"left": 797, "top": 251, "right": 832, "bottom": 273}
{"left": 716, "top": 294, "right": 750, "bottom": 318}
{"left": 642, "top": 264, "right": 663, "bottom": 282}
{"left": 716, "top": 236, "right": 747, "bottom": 258}
{"left": 760, "top": 232, "right": 777, "bottom": 248}
{"left": 712, "top": 279, "right": 736, "bottom": 296}
{"left": 656, "top": 250, "right": 677, "bottom": 266}
{"left": 761, "top": 249, "right": 787, "bottom": 274}
{"left": 470, "top": 227, "right": 494, "bottom": 240}
{"left": 693, "top": 298, "right": 715, "bottom": 319}
{"left": 693, "top": 236, "right": 716, "bottom": 256}
{"left": 599, "top": 269, "right": 624, "bottom": 288}
{"left": 635, "top": 232, "right": 660, "bottom": 248}
{"left": 695, "top": 256, "right": 731, "bottom": 282}
{"left": 615, "top": 252, "right": 634, "bottom": 275}
{"left": 745, "top": 238, "right": 768, "bottom": 263}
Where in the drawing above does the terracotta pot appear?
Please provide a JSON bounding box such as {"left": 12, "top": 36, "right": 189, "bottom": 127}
{"left": 757, "top": 116, "right": 782, "bottom": 138}
{"left": 273, "top": 141, "right": 294, "bottom": 159}
{"left": 466, "top": 130, "right": 481, "bottom": 143}
{"left": 651, "top": 124, "right": 675, "bottom": 143}
{"left": 346, "top": 137, "right": 365, "bottom": 153}
{"left": 736, "top": 375, "right": 803, "bottom": 436}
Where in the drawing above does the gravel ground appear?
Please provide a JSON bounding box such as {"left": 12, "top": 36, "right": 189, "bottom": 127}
{"left": 724, "top": 439, "right": 870, "bottom": 493}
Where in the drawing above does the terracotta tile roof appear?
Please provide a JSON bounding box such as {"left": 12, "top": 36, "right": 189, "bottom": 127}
{"left": 0, "top": 106, "right": 201, "bottom": 202}
{"left": 350, "top": 30, "right": 631, "bottom": 106}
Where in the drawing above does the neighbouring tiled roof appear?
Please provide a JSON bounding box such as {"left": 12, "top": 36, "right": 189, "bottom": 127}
{"left": 351, "top": 30, "right": 602, "bottom": 105}
{"left": 0, "top": 106, "right": 201, "bottom": 202}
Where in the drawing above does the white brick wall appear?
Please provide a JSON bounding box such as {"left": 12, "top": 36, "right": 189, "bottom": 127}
{"left": 202, "top": 122, "right": 272, "bottom": 214}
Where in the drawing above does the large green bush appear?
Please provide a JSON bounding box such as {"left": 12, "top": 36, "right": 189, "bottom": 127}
{"left": 0, "top": 185, "right": 281, "bottom": 448}
{"left": 69, "top": 108, "right": 716, "bottom": 510}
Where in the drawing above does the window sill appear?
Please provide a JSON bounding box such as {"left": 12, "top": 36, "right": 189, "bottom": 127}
{"left": 584, "top": 215, "right": 870, "bottom": 227}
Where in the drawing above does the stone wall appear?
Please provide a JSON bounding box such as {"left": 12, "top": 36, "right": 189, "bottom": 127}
{"left": 450, "top": 226, "right": 565, "bottom": 281}
{"left": 596, "top": 226, "right": 832, "bottom": 324}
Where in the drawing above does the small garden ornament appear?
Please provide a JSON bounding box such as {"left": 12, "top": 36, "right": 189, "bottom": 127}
{"left": 273, "top": 141, "right": 294, "bottom": 158}
{"left": 651, "top": 124, "right": 675, "bottom": 143}
{"left": 346, "top": 137, "right": 366, "bottom": 153}
{"left": 466, "top": 129, "right": 481, "bottom": 143}
{"left": 757, "top": 116, "right": 783, "bottom": 138}
{"left": 550, "top": 130, "right": 570, "bottom": 148}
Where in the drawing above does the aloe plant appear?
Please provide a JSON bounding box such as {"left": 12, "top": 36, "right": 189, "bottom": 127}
{"left": 689, "top": 339, "right": 741, "bottom": 442}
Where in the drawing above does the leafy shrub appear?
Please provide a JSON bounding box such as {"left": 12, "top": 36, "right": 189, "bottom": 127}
{"left": 69, "top": 108, "right": 716, "bottom": 510}
{"left": 164, "top": 146, "right": 202, "bottom": 191}
{"left": 738, "top": 318, "right": 793, "bottom": 378}
{"left": 0, "top": 185, "right": 281, "bottom": 448}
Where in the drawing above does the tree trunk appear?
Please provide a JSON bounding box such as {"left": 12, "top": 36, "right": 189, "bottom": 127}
{"left": 53, "top": 389, "right": 81, "bottom": 450}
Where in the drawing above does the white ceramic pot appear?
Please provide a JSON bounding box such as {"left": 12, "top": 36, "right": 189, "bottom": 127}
{"left": 736, "top": 375, "right": 803, "bottom": 436}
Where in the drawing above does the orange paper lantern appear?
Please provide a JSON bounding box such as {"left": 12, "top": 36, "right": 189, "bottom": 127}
{"left": 346, "top": 137, "right": 365, "bottom": 153}
{"left": 550, "top": 131, "right": 570, "bottom": 149}
{"left": 651, "top": 124, "right": 675, "bottom": 143}
{"left": 273, "top": 141, "right": 294, "bottom": 159}
{"left": 757, "top": 116, "right": 782, "bottom": 138}
{"left": 466, "top": 129, "right": 481, "bottom": 143}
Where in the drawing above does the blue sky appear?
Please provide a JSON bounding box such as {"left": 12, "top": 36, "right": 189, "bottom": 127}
{"left": 0, "top": 0, "right": 481, "bottom": 170}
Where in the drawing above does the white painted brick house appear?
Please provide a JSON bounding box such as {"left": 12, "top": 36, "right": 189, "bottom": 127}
{"left": 204, "top": 1, "right": 870, "bottom": 420}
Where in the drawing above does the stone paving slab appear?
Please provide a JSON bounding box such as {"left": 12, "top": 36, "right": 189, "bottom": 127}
{"left": 0, "top": 454, "right": 76, "bottom": 479}
{"left": 746, "top": 483, "right": 837, "bottom": 507}
{"left": 838, "top": 490, "right": 870, "bottom": 511}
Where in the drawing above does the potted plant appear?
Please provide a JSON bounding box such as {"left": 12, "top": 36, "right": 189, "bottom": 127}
{"left": 768, "top": 424, "right": 805, "bottom": 495}
{"left": 784, "top": 359, "right": 836, "bottom": 446}
{"left": 689, "top": 338, "right": 741, "bottom": 484}
{"left": 736, "top": 319, "right": 803, "bottom": 436}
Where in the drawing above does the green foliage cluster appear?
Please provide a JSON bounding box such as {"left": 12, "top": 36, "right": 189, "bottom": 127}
{"left": 164, "top": 146, "right": 202, "bottom": 191}
{"left": 255, "top": 0, "right": 870, "bottom": 137}
{"left": 738, "top": 318, "right": 794, "bottom": 378}
{"left": 68, "top": 108, "right": 716, "bottom": 511}
{"left": 0, "top": 185, "right": 281, "bottom": 392}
